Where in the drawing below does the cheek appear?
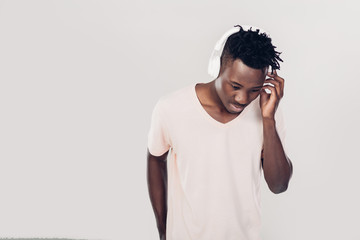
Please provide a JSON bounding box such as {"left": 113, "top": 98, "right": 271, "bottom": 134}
{"left": 252, "top": 91, "right": 261, "bottom": 97}
{"left": 251, "top": 92, "right": 261, "bottom": 101}
{"left": 226, "top": 90, "right": 236, "bottom": 101}
{"left": 222, "top": 86, "right": 233, "bottom": 99}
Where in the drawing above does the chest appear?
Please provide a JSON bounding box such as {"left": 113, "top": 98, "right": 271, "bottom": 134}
{"left": 168, "top": 109, "right": 264, "bottom": 158}
{"left": 202, "top": 104, "right": 241, "bottom": 124}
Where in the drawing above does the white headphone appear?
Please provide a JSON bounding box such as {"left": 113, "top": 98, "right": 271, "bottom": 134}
{"left": 207, "top": 25, "right": 270, "bottom": 78}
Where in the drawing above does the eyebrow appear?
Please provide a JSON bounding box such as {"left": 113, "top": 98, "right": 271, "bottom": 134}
{"left": 231, "top": 81, "right": 263, "bottom": 88}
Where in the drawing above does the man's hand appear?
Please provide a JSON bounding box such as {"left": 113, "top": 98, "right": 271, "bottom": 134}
{"left": 259, "top": 69, "right": 284, "bottom": 119}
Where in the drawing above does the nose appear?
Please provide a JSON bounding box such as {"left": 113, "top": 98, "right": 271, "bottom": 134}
{"left": 234, "top": 92, "right": 249, "bottom": 105}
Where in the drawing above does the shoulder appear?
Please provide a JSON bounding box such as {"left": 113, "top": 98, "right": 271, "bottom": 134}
{"left": 157, "top": 83, "right": 194, "bottom": 111}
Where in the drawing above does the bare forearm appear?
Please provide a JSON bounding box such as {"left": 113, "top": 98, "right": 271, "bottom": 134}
{"left": 147, "top": 154, "right": 168, "bottom": 238}
{"left": 262, "top": 118, "right": 292, "bottom": 193}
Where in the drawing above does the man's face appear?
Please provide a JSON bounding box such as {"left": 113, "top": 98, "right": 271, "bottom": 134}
{"left": 216, "top": 59, "right": 268, "bottom": 114}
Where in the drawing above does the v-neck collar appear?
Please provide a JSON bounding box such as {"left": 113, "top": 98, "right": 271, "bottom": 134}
{"left": 192, "top": 82, "right": 255, "bottom": 128}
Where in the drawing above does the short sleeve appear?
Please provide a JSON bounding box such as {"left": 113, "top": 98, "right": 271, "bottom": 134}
{"left": 274, "top": 104, "right": 288, "bottom": 154}
{"left": 147, "top": 98, "right": 171, "bottom": 157}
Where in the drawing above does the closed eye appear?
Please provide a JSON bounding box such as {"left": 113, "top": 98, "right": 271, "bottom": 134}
{"left": 232, "top": 85, "right": 260, "bottom": 92}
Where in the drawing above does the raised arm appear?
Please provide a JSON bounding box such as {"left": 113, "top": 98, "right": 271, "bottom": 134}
{"left": 147, "top": 148, "right": 169, "bottom": 240}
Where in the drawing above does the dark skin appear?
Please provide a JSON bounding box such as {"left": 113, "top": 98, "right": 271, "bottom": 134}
{"left": 147, "top": 149, "right": 168, "bottom": 240}
{"left": 147, "top": 58, "right": 293, "bottom": 239}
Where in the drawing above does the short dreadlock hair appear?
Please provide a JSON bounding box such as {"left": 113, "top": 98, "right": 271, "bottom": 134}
{"left": 219, "top": 25, "right": 283, "bottom": 75}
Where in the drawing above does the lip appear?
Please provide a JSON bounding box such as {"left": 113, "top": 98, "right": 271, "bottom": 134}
{"left": 230, "top": 103, "right": 245, "bottom": 112}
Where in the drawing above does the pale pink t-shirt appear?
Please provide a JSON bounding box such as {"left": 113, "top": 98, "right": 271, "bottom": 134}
{"left": 147, "top": 82, "right": 287, "bottom": 240}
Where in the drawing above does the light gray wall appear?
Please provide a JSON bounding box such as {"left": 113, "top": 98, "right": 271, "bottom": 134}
{"left": 0, "top": 0, "right": 359, "bottom": 239}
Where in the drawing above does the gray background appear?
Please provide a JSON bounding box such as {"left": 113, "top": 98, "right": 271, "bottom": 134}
{"left": 0, "top": 0, "right": 359, "bottom": 239}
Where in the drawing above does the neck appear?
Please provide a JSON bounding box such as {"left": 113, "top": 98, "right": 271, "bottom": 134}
{"left": 208, "top": 79, "right": 226, "bottom": 111}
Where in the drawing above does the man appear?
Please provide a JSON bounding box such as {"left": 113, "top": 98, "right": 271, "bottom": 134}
{"left": 147, "top": 25, "right": 293, "bottom": 240}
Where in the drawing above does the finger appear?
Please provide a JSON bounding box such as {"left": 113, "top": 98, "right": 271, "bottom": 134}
{"left": 267, "top": 70, "right": 284, "bottom": 82}
{"left": 260, "top": 85, "right": 270, "bottom": 105}
{"left": 262, "top": 85, "right": 279, "bottom": 101}
{"left": 264, "top": 79, "right": 282, "bottom": 98}
{"left": 267, "top": 70, "right": 285, "bottom": 95}
{"left": 267, "top": 68, "right": 277, "bottom": 76}
{"left": 272, "top": 72, "right": 284, "bottom": 86}
{"left": 266, "top": 72, "right": 274, "bottom": 77}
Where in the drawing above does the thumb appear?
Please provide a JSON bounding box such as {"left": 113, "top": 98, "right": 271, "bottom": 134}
{"left": 260, "top": 87, "right": 268, "bottom": 104}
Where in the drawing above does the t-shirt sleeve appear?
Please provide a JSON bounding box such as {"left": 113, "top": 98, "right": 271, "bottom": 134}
{"left": 274, "top": 104, "right": 288, "bottom": 155}
{"left": 147, "top": 98, "right": 171, "bottom": 157}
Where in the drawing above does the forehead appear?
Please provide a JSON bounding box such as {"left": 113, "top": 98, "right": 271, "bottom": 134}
{"left": 224, "top": 59, "right": 267, "bottom": 86}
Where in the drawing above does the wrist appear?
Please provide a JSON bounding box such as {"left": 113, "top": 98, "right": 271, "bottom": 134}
{"left": 262, "top": 117, "right": 276, "bottom": 124}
